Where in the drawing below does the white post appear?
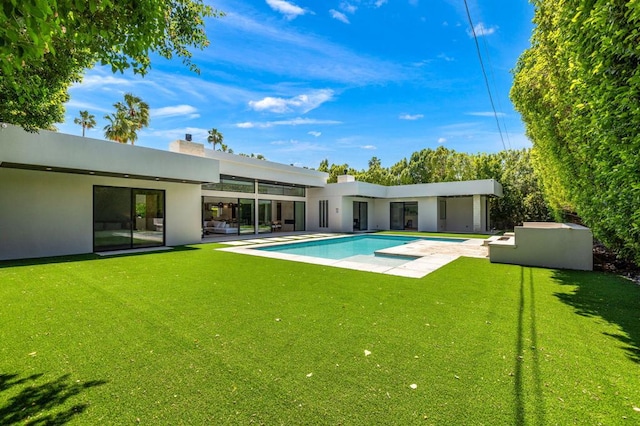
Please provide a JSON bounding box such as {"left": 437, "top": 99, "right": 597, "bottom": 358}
{"left": 473, "top": 194, "right": 482, "bottom": 233}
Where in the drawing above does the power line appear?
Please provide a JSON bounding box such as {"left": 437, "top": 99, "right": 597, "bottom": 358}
{"left": 479, "top": 29, "right": 512, "bottom": 149}
{"left": 463, "top": 0, "right": 507, "bottom": 151}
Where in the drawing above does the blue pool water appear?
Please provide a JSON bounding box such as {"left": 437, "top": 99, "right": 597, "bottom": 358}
{"left": 256, "top": 234, "right": 465, "bottom": 260}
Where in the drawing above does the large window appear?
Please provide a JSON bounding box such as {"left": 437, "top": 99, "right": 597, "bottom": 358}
{"left": 294, "top": 201, "right": 305, "bottom": 231}
{"left": 238, "top": 199, "right": 255, "bottom": 234}
{"left": 202, "top": 177, "right": 254, "bottom": 193}
{"left": 258, "top": 200, "right": 272, "bottom": 234}
{"left": 94, "top": 186, "right": 165, "bottom": 252}
{"left": 319, "top": 200, "right": 329, "bottom": 228}
{"left": 390, "top": 202, "right": 418, "bottom": 230}
{"left": 353, "top": 201, "right": 368, "bottom": 231}
{"left": 258, "top": 182, "right": 305, "bottom": 197}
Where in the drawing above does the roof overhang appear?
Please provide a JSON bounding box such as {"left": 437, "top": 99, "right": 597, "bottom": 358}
{"left": 0, "top": 125, "right": 219, "bottom": 184}
{"left": 205, "top": 148, "right": 328, "bottom": 188}
{"left": 312, "top": 178, "right": 503, "bottom": 198}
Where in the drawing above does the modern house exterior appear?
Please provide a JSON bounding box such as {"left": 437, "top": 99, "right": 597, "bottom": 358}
{"left": 0, "top": 125, "right": 502, "bottom": 260}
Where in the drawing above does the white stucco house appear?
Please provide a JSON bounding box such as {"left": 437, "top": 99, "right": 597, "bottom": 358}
{"left": 0, "top": 125, "right": 502, "bottom": 260}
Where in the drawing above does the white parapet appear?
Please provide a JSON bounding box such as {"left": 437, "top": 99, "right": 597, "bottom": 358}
{"left": 488, "top": 222, "right": 593, "bottom": 271}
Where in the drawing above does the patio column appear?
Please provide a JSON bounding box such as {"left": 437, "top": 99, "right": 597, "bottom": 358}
{"left": 473, "top": 194, "right": 482, "bottom": 233}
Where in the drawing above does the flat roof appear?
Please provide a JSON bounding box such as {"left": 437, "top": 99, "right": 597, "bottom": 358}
{"left": 0, "top": 125, "right": 219, "bottom": 184}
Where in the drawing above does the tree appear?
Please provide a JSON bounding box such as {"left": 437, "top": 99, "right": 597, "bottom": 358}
{"left": 0, "top": 36, "right": 90, "bottom": 131}
{"left": 317, "top": 147, "right": 551, "bottom": 230}
{"left": 73, "top": 110, "right": 96, "bottom": 137}
{"left": 1, "top": 0, "right": 223, "bottom": 131}
{"left": 116, "top": 93, "right": 149, "bottom": 145}
{"left": 103, "top": 110, "right": 131, "bottom": 144}
{"left": 511, "top": 0, "right": 640, "bottom": 263}
{"left": 103, "top": 94, "right": 149, "bottom": 144}
{"left": 207, "top": 128, "right": 224, "bottom": 150}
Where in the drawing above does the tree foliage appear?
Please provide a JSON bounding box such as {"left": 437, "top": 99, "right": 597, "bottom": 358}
{"left": 0, "top": 0, "right": 222, "bottom": 131}
{"left": 318, "top": 147, "right": 551, "bottom": 230}
{"left": 511, "top": 0, "right": 640, "bottom": 263}
{"left": 74, "top": 110, "right": 96, "bottom": 137}
{"left": 207, "top": 128, "right": 224, "bottom": 150}
{"left": 103, "top": 93, "right": 149, "bottom": 145}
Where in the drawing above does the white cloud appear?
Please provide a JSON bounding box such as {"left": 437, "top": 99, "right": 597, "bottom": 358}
{"left": 438, "top": 53, "right": 454, "bottom": 62}
{"left": 467, "top": 111, "right": 506, "bottom": 117}
{"left": 265, "top": 0, "right": 308, "bottom": 20}
{"left": 438, "top": 137, "right": 447, "bottom": 144}
{"left": 340, "top": 2, "right": 357, "bottom": 14}
{"left": 308, "top": 131, "right": 322, "bottom": 137}
{"left": 76, "top": 74, "right": 134, "bottom": 89}
{"left": 65, "top": 100, "right": 111, "bottom": 113}
{"left": 361, "top": 145, "right": 376, "bottom": 150}
{"left": 270, "top": 140, "right": 333, "bottom": 153}
{"left": 329, "top": 9, "right": 350, "bottom": 24}
{"left": 468, "top": 22, "right": 497, "bottom": 37}
{"left": 399, "top": 113, "right": 424, "bottom": 120}
{"left": 209, "top": 12, "right": 412, "bottom": 85}
{"left": 150, "top": 105, "right": 200, "bottom": 119}
{"left": 249, "top": 89, "right": 334, "bottom": 114}
{"left": 374, "top": 0, "right": 387, "bottom": 7}
{"left": 236, "top": 117, "right": 341, "bottom": 128}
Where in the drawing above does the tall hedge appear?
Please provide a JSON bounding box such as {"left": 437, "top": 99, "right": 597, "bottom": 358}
{"left": 511, "top": 0, "right": 640, "bottom": 263}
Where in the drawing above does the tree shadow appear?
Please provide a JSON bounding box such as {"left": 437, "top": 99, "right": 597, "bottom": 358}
{"left": 0, "top": 373, "right": 107, "bottom": 425}
{"left": 513, "top": 267, "right": 545, "bottom": 425}
{"left": 552, "top": 270, "right": 640, "bottom": 363}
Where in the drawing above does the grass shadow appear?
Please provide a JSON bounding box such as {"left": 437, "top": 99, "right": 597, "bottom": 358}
{"left": 0, "top": 245, "right": 201, "bottom": 269}
{"left": 552, "top": 270, "right": 640, "bottom": 363}
{"left": 0, "top": 373, "right": 106, "bottom": 425}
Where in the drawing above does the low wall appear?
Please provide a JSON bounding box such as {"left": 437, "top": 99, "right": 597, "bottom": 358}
{"left": 489, "top": 222, "right": 593, "bottom": 271}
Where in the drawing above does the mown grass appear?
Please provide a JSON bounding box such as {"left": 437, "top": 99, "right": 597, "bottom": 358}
{"left": 1, "top": 243, "right": 639, "bottom": 424}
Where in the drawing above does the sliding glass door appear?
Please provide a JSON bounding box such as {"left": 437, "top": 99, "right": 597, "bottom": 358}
{"left": 389, "top": 202, "right": 418, "bottom": 230}
{"left": 294, "top": 201, "right": 305, "bottom": 231}
{"left": 238, "top": 198, "right": 255, "bottom": 235}
{"left": 94, "top": 186, "right": 165, "bottom": 252}
{"left": 353, "top": 201, "right": 368, "bottom": 231}
{"left": 258, "top": 200, "right": 272, "bottom": 234}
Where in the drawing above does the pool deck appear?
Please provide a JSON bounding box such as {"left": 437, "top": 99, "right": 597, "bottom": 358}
{"left": 215, "top": 233, "right": 488, "bottom": 278}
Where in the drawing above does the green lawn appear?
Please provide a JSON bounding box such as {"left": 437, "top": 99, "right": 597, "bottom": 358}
{"left": 1, "top": 243, "right": 639, "bottom": 424}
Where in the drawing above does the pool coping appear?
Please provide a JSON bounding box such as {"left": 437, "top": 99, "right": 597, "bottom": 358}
{"left": 216, "top": 234, "right": 488, "bottom": 278}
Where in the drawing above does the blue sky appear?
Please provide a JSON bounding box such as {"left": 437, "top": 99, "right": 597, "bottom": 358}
{"left": 58, "top": 0, "right": 535, "bottom": 170}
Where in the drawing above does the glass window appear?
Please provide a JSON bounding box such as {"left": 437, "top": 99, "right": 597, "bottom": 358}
{"left": 294, "top": 201, "right": 305, "bottom": 231}
{"left": 238, "top": 199, "right": 255, "bottom": 234}
{"left": 319, "top": 200, "right": 329, "bottom": 228}
{"left": 94, "top": 186, "right": 164, "bottom": 252}
{"left": 258, "top": 183, "right": 305, "bottom": 197}
{"left": 203, "top": 178, "right": 254, "bottom": 193}
{"left": 258, "top": 200, "right": 272, "bottom": 234}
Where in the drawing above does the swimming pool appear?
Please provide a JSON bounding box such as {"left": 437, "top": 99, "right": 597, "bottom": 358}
{"left": 256, "top": 234, "right": 466, "bottom": 260}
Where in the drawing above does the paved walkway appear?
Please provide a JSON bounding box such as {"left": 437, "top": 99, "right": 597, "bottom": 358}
{"left": 213, "top": 233, "right": 488, "bottom": 279}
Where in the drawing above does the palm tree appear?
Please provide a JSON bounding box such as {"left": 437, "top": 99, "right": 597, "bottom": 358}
{"left": 207, "top": 128, "right": 224, "bottom": 150}
{"left": 118, "top": 93, "right": 149, "bottom": 145}
{"left": 73, "top": 110, "right": 96, "bottom": 137}
{"left": 103, "top": 93, "right": 150, "bottom": 145}
{"left": 103, "top": 110, "right": 131, "bottom": 144}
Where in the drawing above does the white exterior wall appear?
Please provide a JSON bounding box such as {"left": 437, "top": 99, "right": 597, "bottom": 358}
{"left": 371, "top": 199, "right": 389, "bottom": 231}
{"left": 418, "top": 197, "right": 439, "bottom": 232}
{"left": 445, "top": 197, "right": 473, "bottom": 232}
{"left": 0, "top": 168, "right": 202, "bottom": 260}
{"left": 489, "top": 222, "right": 593, "bottom": 270}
